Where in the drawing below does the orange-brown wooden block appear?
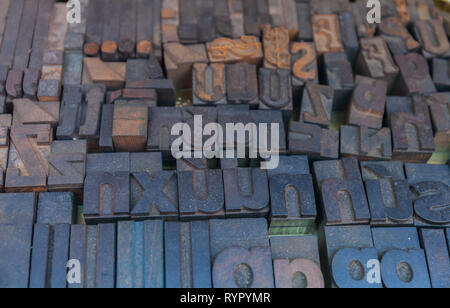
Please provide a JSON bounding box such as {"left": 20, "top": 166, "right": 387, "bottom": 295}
{"left": 112, "top": 102, "right": 148, "bottom": 152}
{"left": 207, "top": 36, "right": 263, "bottom": 65}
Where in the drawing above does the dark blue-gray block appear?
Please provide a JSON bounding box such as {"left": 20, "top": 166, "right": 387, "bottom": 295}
{"left": 420, "top": 229, "right": 450, "bottom": 288}
{"left": 267, "top": 155, "right": 310, "bottom": 178}
{"left": 37, "top": 192, "right": 76, "bottom": 225}
{"left": 372, "top": 227, "right": 421, "bottom": 257}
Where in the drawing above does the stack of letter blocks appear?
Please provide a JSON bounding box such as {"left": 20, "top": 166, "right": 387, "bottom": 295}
{"left": 0, "top": 0, "right": 449, "bottom": 288}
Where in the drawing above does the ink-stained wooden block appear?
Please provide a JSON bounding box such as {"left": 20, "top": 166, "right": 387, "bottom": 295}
{"left": 263, "top": 25, "right": 291, "bottom": 70}
{"left": 338, "top": 12, "right": 359, "bottom": 65}
{"left": 259, "top": 68, "right": 293, "bottom": 122}
{"left": 84, "top": 0, "right": 105, "bottom": 56}
{"left": 267, "top": 155, "right": 310, "bottom": 178}
{"left": 69, "top": 224, "right": 116, "bottom": 288}
{"left": 0, "top": 0, "right": 24, "bottom": 68}
{"left": 268, "top": 0, "right": 298, "bottom": 38}
{"left": 210, "top": 218, "right": 273, "bottom": 288}
{"left": 299, "top": 83, "right": 334, "bottom": 128}
{"left": 295, "top": 1, "right": 313, "bottom": 41}
{"left": 432, "top": 58, "right": 450, "bottom": 91}
{"left": 99, "top": 104, "right": 114, "bottom": 152}
{"left": 12, "top": 99, "right": 59, "bottom": 127}
{"left": 422, "top": 93, "right": 450, "bottom": 151}
{"left": 386, "top": 96, "right": 435, "bottom": 162}
{"left": 135, "top": 0, "right": 155, "bottom": 58}
{"left": 394, "top": 53, "right": 437, "bottom": 95}
{"left": 340, "top": 125, "right": 392, "bottom": 161}
{"left": 130, "top": 171, "right": 178, "bottom": 220}
{"left": 47, "top": 140, "right": 87, "bottom": 197}
{"left": 86, "top": 153, "right": 131, "bottom": 174}
{"left": 192, "top": 63, "right": 227, "bottom": 106}
{"left": 147, "top": 107, "right": 183, "bottom": 158}
{"left": 83, "top": 172, "right": 130, "bottom": 223}
{"left": 181, "top": 106, "right": 219, "bottom": 148}
{"left": 178, "top": 170, "right": 225, "bottom": 221}
{"left": 29, "top": 224, "right": 70, "bottom": 288}
{"left": 251, "top": 109, "right": 288, "bottom": 155}
{"left": 0, "top": 114, "right": 12, "bottom": 189}
{"left": 289, "top": 121, "right": 339, "bottom": 160}
{"left": 270, "top": 174, "right": 317, "bottom": 223}
{"left": 63, "top": 51, "right": 83, "bottom": 86}
{"left": 125, "top": 79, "right": 176, "bottom": 106}
{"left": 117, "top": 220, "right": 164, "bottom": 288}
{"left": 227, "top": 0, "right": 245, "bottom": 38}
{"left": 271, "top": 236, "right": 324, "bottom": 288}
{"left": 37, "top": 80, "right": 61, "bottom": 102}
{"left": 161, "top": 0, "right": 180, "bottom": 44}
{"left": 313, "top": 158, "right": 371, "bottom": 225}
{"left": 351, "top": 0, "right": 376, "bottom": 38}
{"left": 23, "top": 69, "right": 41, "bottom": 100}
{"left": 226, "top": 63, "right": 259, "bottom": 107}
{"left": 0, "top": 0, "right": 11, "bottom": 51}
{"left": 112, "top": 103, "right": 148, "bottom": 152}
{"left": 100, "top": 0, "right": 120, "bottom": 61}
{"left": 322, "top": 52, "right": 354, "bottom": 111}
{"left": 312, "top": 14, "right": 344, "bottom": 56}
{"left": 83, "top": 58, "right": 126, "bottom": 90}
{"left": 379, "top": 16, "right": 420, "bottom": 54}
{"left": 45, "top": 2, "right": 68, "bottom": 55}
{"left": 5, "top": 124, "right": 52, "bottom": 192}
{"left": 414, "top": 20, "right": 450, "bottom": 59}
{"left": 291, "top": 42, "right": 318, "bottom": 102}
{"left": 0, "top": 192, "right": 36, "bottom": 288}
{"left": 405, "top": 163, "right": 450, "bottom": 185}
{"left": 360, "top": 161, "right": 406, "bottom": 182}
{"left": 357, "top": 36, "right": 399, "bottom": 90}
{"left": 6, "top": 70, "right": 24, "bottom": 98}
{"left": 347, "top": 76, "right": 387, "bottom": 129}
{"left": 165, "top": 221, "right": 212, "bottom": 288}
{"left": 0, "top": 66, "right": 8, "bottom": 95}
{"left": 373, "top": 227, "right": 431, "bottom": 288}
{"left": 207, "top": 35, "right": 263, "bottom": 65}
{"left": 164, "top": 43, "right": 208, "bottom": 89}
{"left": 420, "top": 229, "right": 450, "bottom": 288}
{"left": 243, "top": 0, "right": 272, "bottom": 37}
{"left": 310, "top": 0, "right": 351, "bottom": 14}
{"left": 36, "top": 192, "right": 75, "bottom": 226}
{"left": 322, "top": 225, "right": 380, "bottom": 288}
{"left": 65, "top": 32, "right": 85, "bottom": 52}
{"left": 223, "top": 168, "right": 270, "bottom": 218}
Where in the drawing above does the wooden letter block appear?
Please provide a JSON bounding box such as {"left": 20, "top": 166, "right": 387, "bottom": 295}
{"left": 6, "top": 124, "right": 52, "bottom": 192}
{"left": 112, "top": 103, "right": 148, "bottom": 152}
{"left": 289, "top": 121, "right": 339, "bottom": 160}
{"left": 340, "top": 126, "right": 392, "bottom": 160}
{"left": 422, "top": 93, "right": 450, "bottom": 152}
{"left": 37, "top": 80, "right": 61, "bottom": 102}
{"left": 0, "top": 114, "right": 11, "bottom": 190}
{"left": 419, "top": 229, "right": 450, "bottom": 288}
{"left": 338, "top": 12, "right": 359, "bottom": 65}
{"left": 165, "top": 221, "right": 212, "bottom": 288}
{"left": 226, "top": 62, "right": 259, "bottom": 106}
{"left": 296, "top": 1, "right": 313, "bottom": 41}
{"left": 207, "top": 35, "right": 263, "bottom": 64}
{"left": 299, "top": 83, "right": 334, "bottom": 128}
{"left": 357, "top": 37, "right": 399, "bottom": 90}
{"left": 263, "top": 25, "right": 291, "bottom": 69}
{"left": 117, "top": 220, "right": 164, "bottom": 288}
{"left": 210, "top": 218, "right": 274, "bottom": 288}
{"left": 394, "top": 52, "right": 436, "bottom": 95}
{"left": 83, "top": 58, "right": 126, "bottom": 90}
{"left": 267, "top": 155, "right": 310, "bottom": 178}
{"left": 414, "top": 20, "right": 450, "bottom": 59}
{"left": 312, "top": 14, "right": 344, "bottom": 56}
{"left": 193, "top": 63, "right": 227, "bottom": 106}
{"left": 259, "top": 68, "right": 293, "bottom": 121}
{"left": 271, "top": 236, "right": 324, "bottom": 288}
{"left": 351, "top": 0, "right": 376, "bottom": 38}
{"left": 347, "top": 76, "right": 387, "bottom": 129}
{"left": 291, "top": 42, "right": 319, "bottom": 102}
{"left": 36, "top": 192, "right": 76, "bottom": 225}
{"left": 313, "top": 158, "right": 370, "bottom": 225}
{"left": 147, "top": 107, "right": 183, "bottom": 158}
{"left": 223, "top": 168, "right": 270, "bottom": 217}
{"left": 6, "top": 70, "right": 24, "bottom": 98}
{"left": 23, "top": 69, "right": 41, "bottom": 100}
{"left": 432, "top": 58, "right": 450, "bottom": 91}
{"left": 12, "top": 99, "right": 59, "bottom": 127}
{"left": 386, "top": 96, "right": 435, "bottom": 162}
{"left": 379, "top": 16, "right": 420, "bottom": 54}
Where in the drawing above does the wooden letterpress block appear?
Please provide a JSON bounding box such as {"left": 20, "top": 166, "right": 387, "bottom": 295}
{"left": 394, "top": 53, "right": 436, "bottom": 95}
{"left": 296, "top": 1, "right": 313, "bottom": 41}
{"left": 269, "top": 174, "right": 317, "bottom": 224}
{"left": 181, "top": 106, "right": 218, "bottom": 148}
{"left": 422, "top": 93, "right": 450, "bottom": 151}
{"left": 271, "top": 236, "right": 324, "bottom": 288}
{"left": 147, "top": 107, "right": 183, "bottom": 158}
{"left": 386, "top": 96, "right": 435, "bottom": 162}
{"left": 45, "top": 3, "right": 68, "bottom": 55}
{"left": 5, "top": 124, "right": 52, "bottom": 192}
{"left": 126, "top": 59, "right": 151, "bottom": 83}
{"left": 112, "top": 103, "right": 148, "bottom": 152}
{"left": 405, "top": 163, "right": 450, "bottom": 185}
{"left": 41, "top": 65, "right": 63, "bottom": 81}
{"left": 263, "top": 25, "right": 291, "bottom": 70}
{"left": 347, "top": 76, "right": 387, "bottom": 129}
{"left": 64, "top": 32, "right": 85, "bottom": 52}
{"left": 86, "top": 153, "right": 131, "bottom": 174}
{"left": 419, "top": 229, "right": 450, "bottom": 288}
{"left": 340, "top": 126, "right": 392, "bottom": 160}
{"left": 223, "top": 168, "right": 270, "bottom": 218}
{"left": 178, "top": 170, "right": 225, "bottom": 220}
{"left": 310, "top": 0, "right": 351, "bottom": 14}
{"left": 338, "top": 12, "right": 359, "bottom": 65}
{"left": 357, "top": 36, "right": 400, "bottom": 91}
{"left": 83, "top": 58, "right": 126, "bottom": 90}
{"left": 0, "top": 66, "right": 8, "bottom": 95}
{"left": 99, "top": 104, "right": 114, "bottom": 152}
{"left": 313, "top": 158, "right": 371, "bottom": 225}
{"left": 0, "top": 1, "right": 24, "bottom": 68}
{"left": 12, "top": 99, "right": 59, "bottom": 127}
{"left": 37, "top": 192, "right": 76, "bottom": 226}
{"left": 379, "top": 16, "right": 420, "bottom": 54}
{"left": 322, "top": 52, "right": 354, "bottom": 111}
{"left": 251, "top": 110, "right": 287, "bottom": 155}
{"left": 84, "top": 0, "right": 104, "bottom": 56}
{"left": 289, "top": 121, "right": 339, "bottom": 160}
{"left": 148, "top": 55, "right": 165, "bottom": 79}
{"left": 62, "top": 52, "right": 84, "bottom": 86}
{"left": 37, "top": 80, "right": 61, "bottom": 102}
{"left": 267, "top": 155, "right": 310, "bottom": 178}
{"left": 395, "top": 0, "right": 411, "bottom": 25}
{"left": 23, "top": 69, "right": 41, "bottom": 99}
{"left": 193, "top": 63, "right": 227, "bottom": 106}
{"left": 6, "top": 69, "right": 24, "bottom": 98}
{"left": 414, "top": 20, "right": 450, "bottom": 59}
{"left": 322, "top": 225, "right": 380, "bottom": 288}
{"left": 217, "top": 105, "right": 251, "bottom": 150}
{"left": 179, "top": 0, "right": 200, "bottom": 43}
{"left": 83, "top": 172, "right": 130, "bottom": 223}
{"left": 226, "top": 62, "right": 259, "bottom": 106}
{"left": 210, "top": 218, "right": 274, "bottom": 288}
{"left": 161, "top": 0, "right": 180, "bottom": 44}
{"left": 291, "top": 42, "right": 319, "bottom": 102}
{"left": 47, "top": 140, "right": 87, "bottom": 198}
{"left": 117, "top": 220, "right": 164, "bottom": 288}
{"left": 0, "top": 0, "right": 10, "bottom": 50}
{"left": 276, "top": 0, "right": 299, "bottom": 39}
{"left": 207, "top": 36, "right": 263, "bottom": 65}
{"left": 432, "top": 58, "right": 450, "bottom": 91}
{"left": 299, "top": 83, "right": 334, "bottom": 128}
{"left": 406, "top": 0, "right": 435, "bottom": 23}
{"left": 360, "top": 161, "right": 406, "bottom": 182}
{"left": 259, "top": 68, "right": 293, "bottom": 121}
{"left": 0, "top": 193, "right": 37, "bottom": 288}
{"left": 125, "top": 79, "right": 175, "bottom": 106}
{"left": 165, "top": 221, "right": 212, "bottom": 288}
{"left": 29, "top": 224, "right": 70, "bottom": 288}
{"left": 164, "top": 43, "right": 208, "bottom": 89}
{"left": 0, "top": 114, "right": 11, "bottom": 189}
{"left": 69, "top": 224, "right": 116, "bottom": 288}
{"left": 243, "top": 0, "right": 272, "bottom": 37}
{"left": 351, "top": 0, "right": 376, "bottom": 38}
{"left": 312, "top": 14, "right": 344, "bottom": 56}
{"left": 372, "top": 227, "right": 431, "bottom": 288}
{"left": 100, "top": 0, "right": 120, "bottom": 61}
{"left": 227, "top": 0, "right": 245, "bottom": 38}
